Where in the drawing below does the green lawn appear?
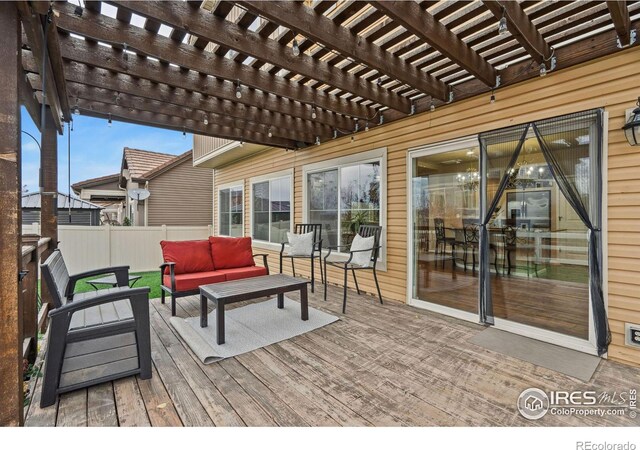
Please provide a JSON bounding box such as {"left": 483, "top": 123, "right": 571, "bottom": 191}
{"left": 72, "top": 271, "right": 163, "bottom": 299}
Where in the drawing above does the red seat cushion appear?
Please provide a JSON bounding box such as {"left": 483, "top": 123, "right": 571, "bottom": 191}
{"left": 216, "top": 266, "right": 268, "bottom": 282}
{"left": 160, "top": 240, "right": 214, "bottom": 275}
{"left": 163, "top": 271, "right": 226, "bottom": 292}
{"left": 209, "top": 236, "right": 256, "bottom": 270}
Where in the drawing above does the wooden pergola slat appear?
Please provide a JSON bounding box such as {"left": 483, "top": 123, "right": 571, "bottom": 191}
{"left": 371, "top": 1, "right": 497, "bottom": 87}
{"left": 239, "top": 0, "right": 448, "bottom": 101}
{"left": 55, "top": 3, "right": 374, "bottom": 122}
{"left": 111, "top": 1, "right": 411, "bottom": 114}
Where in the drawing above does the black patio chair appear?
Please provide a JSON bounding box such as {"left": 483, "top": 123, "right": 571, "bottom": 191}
{"left": 279, "top": 223, "right": 324, "bottom": 293}
{"left": 39, "top": 249, "right": 151, "bottom": 407}
{"left": 459, "top": 223, "right": 500, "bottom": 275}
{"left": 434, "top": 218, "right": 457, "bottom": 269}
{"left": 503, "top": 225, "right": 538, "bottom": 277}
{"left": 323, "top": 225, "right": 383, "bottom": 313}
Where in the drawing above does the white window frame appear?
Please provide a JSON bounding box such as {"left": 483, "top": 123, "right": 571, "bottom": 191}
{"left": 217, "top": 180, "right": 244, "bottom": 237}
{"left": 302, "top": 147, "right": 387, "bottom": 269}
{"left": 249, "top": 169, "right": 294, "bottom": 251}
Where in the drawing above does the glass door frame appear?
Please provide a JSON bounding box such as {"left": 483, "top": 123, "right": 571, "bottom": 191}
{"left": 407, "top": 121, "right": 606, "bottom": 356}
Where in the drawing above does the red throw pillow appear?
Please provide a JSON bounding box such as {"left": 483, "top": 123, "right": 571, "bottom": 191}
{"left": 209, "top": 236, "right": 255, "bottom": 270}
{"left": 160, "top": 240, "right": 215, "bottom": 274}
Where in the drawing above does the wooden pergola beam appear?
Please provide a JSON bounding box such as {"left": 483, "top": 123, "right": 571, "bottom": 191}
{"left": 238, "top": 0, "right": 448, "bottom": 101}
{"left": 371, "top": 1, "right": 497, "bottom": 87}
{"left": 75, "top": 98, "right": 300, "bottom": 149}
{"left": 0, "top": 1, "right": 23, "bottom": 427}
{"left": 56, "top": 34, "right": 353, "bottom": 131}
{"left": 16, "top": 1, "right": 64, "bottom": 132}
{"left": 607, "top": 0, "right": 632, "bottom": 47}
{"left": 483, "top": 0, "right": 552, "bottom": 64}
{"left": 54, "top": 2, "right": 375, "bottom": 121}
{"left": 23, "top": 52, "right": 333, "bottom": 140}
{"left": 65, "top": 82, "right": 315, "bottom": 144}
{"left": 111, "top": 1, "right": 411, "bottom": 114}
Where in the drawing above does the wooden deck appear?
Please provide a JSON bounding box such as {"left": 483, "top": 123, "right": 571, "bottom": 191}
{"left": 25, "top": 282, "right": 640, "bottom": 427}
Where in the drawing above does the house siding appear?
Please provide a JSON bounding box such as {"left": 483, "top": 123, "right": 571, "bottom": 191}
{"left": 146, "top": 158, "right": 213, "bottom": 226}
{"left": 209, "top": 47, "right": 640, "bottom": 367}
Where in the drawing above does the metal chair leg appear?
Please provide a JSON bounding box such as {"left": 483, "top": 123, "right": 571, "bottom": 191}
{"left": 161, "top": 290, "right": 165, "bottom": 304}
{"left": 171, "top": 295, "right": 177, "bottom": 316}
{"left": 310, "top": 256, "right": 315, "bottom": 293}
{"left": 279, "top": 253, "right": 283, "bottom": 274}
{"left": 323, "top": 258, "right": 328, "bottom": 302}
{"left": 291, "top": 258, "right": 296, "bottom": 277}
{"left": 373, "top": 268, "right": 383, "bottom": 304}
{"left": 352, "top": 269, "right": 360, "bottom": 294}
{"left": 342, "top": 268, "right": 348, "bottom": 314}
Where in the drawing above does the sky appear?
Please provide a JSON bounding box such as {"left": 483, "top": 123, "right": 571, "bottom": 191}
{"left": 20, "top": 107, "right": 193, "bottom": 195}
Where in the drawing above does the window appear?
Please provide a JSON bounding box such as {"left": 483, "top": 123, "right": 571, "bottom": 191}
{"left": 307, "top": 160, "right": 381, "bottom": 248}
{"left": 251, "top": 175, "right": 292, "bottom": 243}
{"left": 218, "top": 185, "right": 243, "bottom": 236}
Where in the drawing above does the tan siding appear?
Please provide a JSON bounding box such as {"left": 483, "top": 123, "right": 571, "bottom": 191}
{"left": 213, "top": 47, "right": 640, "bottom": 366}
{"left": 147, "top": 158, "right": 213, "bottom": 226}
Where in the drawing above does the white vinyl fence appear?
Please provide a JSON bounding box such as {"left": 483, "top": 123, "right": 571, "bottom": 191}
{"left": 23, "top": 223, "right": 212, "bottom": 273}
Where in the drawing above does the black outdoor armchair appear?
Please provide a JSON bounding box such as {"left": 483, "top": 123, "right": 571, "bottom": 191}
{"left": 323, "top": 225, "right": 383, "bottom": 313}
{"left": 40, "top": 249, "right": 151, "bottom": 407}
{"left": 279, "top": 223, "right": 324, "bottom": 293}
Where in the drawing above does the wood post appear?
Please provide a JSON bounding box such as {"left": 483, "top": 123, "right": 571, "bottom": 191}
{"left": 0, "top": 1, "right": 24, "bottom": 426}
{"left": 39, "top": 106, "right": 58, "bottom": 307}
{"left": 21, "top": 235, "right": 41, "bottom": 364}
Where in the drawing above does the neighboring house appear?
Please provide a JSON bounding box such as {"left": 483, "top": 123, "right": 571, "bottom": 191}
{"left": 74, "top": 147, "right": 213, "bottom": 227}
{"left": 22, "top": 192, "right": 102, "bottom": 226}
{"left": 71, "top": 173, "right": 125, "bottom": 224}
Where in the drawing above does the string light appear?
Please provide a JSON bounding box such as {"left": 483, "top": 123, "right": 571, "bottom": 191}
{"left": 311, "top": 105, "right": 317, "bottom": 120}
{"left": 379, "top": 114, "right": 384, "bottom": 125}
{"left": 267, "top": 127, "right": 273, "bottom": 138}
{"left": 377, "top": 77, "right": 382, "bottom": 86}
{"left": 73, "top": 97, "right": 80, "bottom": 115}
{"left": 365, "top": 121, "right": 369, "bottom": 131}
{"left": 239, "top": 140, "right": 244, "bottom": 146}
{"left": 430, "top": 102, "right": 435, "bottom": 112}
{"left": 123, "top": 43, "right": 128, "bottom": 62}
{"left": 235, "top": 80, "right": 242, "bottom": 99}
{"left": 182, "top": 127, "right": 186, "bottom": 139}
{"left": 292, "top": 38, "right": 300, "bottom": 56}
{"left": 315, "top": 136, "right": 321, "bottom": 146}
{"left": 203, "top": 114, "right": 209, "bottom": 125}
{"left": 490, "top": 90, "right": 496, "bottom": 104}
{"left": 107, "top": 113, "right": 112, "bottom": 127}
{"left": 498, "top": 7, "right": 508, "bottom": 36}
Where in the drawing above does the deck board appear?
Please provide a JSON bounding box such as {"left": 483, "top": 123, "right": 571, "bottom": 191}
{"left": 25, "top": 283, "right": 640, "bottom": 427}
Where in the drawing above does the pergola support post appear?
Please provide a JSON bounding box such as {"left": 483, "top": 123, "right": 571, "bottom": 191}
{"left": 39, "top": 106, "right": 59, "bottom": 307}
{"left": 0, "top": 1, "right": 24, "bottom": 427}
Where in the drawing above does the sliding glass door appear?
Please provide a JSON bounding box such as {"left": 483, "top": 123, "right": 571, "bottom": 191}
{"left": 410, "top": 139, "right": 480, "bottom": 316}
{"left": 409, "top": 110, "right": 605, "bottom": 354}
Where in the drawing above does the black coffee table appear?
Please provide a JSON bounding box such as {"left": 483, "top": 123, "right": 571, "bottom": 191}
{"left": 199, "top": 274, "right": 309, "bottom": 345}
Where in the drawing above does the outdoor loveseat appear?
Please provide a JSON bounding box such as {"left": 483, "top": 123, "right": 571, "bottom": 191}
{"left": 160, "top": 236, "right": 269, "bottom": 315}
{"left": 40, "top": 249, "right": 151, "bottom": 407}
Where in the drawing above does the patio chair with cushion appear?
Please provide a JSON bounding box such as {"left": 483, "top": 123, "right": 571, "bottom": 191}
{"left": 323, "top": 225, "right": 383, "bottom": 313}
{"left": 39, "top": 249, "right": 151, "bottom": 407}
{"left": 279, "top": 223, "right": 324, "bottom": 293}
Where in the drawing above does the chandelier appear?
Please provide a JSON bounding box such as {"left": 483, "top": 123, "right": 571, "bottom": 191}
{"left": 457, "top": 168, "right": 480, "bottom": 191}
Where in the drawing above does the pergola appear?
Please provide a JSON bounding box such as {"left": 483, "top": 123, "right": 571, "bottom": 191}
{"left": 1, "top": 0, "right": 638, "bottom": 426}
